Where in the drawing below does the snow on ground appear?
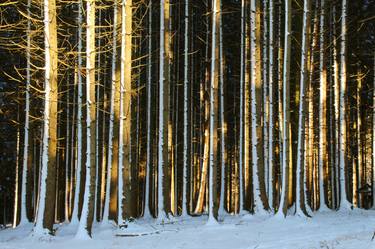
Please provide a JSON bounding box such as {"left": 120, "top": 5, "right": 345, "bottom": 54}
{"left": 1, "top": 210, "right": 374, "bottom": 249}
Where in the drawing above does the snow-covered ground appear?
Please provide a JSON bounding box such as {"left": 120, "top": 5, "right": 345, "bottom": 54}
{"left": 1, "top": 210, "right": 374, "bottom": 249}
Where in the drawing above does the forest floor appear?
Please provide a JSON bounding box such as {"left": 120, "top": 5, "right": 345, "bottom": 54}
{"left": 0, "top": 209, "right": 374, "bottom": 249}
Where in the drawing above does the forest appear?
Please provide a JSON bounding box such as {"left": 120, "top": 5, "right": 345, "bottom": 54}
{"left": 0, "top": 0, "right": 374, "bottom": 244}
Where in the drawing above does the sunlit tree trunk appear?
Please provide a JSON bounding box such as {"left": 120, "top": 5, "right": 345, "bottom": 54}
{"left": 19, "top": 0, "right": 32, "bottom": 226}
{"left": 250, "top": 0, "right": 269, "bottom": 213}
{"left": 71, "top": 0, "right": 84, "bottom": 225}
{"left": 65, "top": 70, "right": 71, "bottom": 222}
{"left": 357, "top": 70, "right": 363, "bottom": 208}
{"left": 34, "top": 0, "right": 58, "bottom": 234}
{"left": 118, "top": 0, "right": 132, "bottom": 226}
{"left": 194, "top": 3, "right": 211, "bottom": 215}
{"left": 157, "top": 0, "right": 170, "bottom": 222}
{"left": 318, "top": 0, "right": 329, "bottom": 211}
{"left": 332, "top": 4, "right": 340, "bottom": 210}
{"left": 339, "top": 0, "right": 351, "bottom": 210}
{"left": 207, "top": 0, "right": 220, "bottom": 224}
{"left": 76, "top": 0, "right": 96, "bottom": 238}
{"left": 13, "top": 112, "right": 20, "bottom": 227}
{"left": 103, "top": 1, "right": 121, "bottom": 223}
{"left": 295, "top": 0, "right": 311, "bottom": 217}
{"left": 276, "top": 0, "right": 291, "bottom": 217}
{"left": 306, "top": 8, "right": 318, "bottom": 212}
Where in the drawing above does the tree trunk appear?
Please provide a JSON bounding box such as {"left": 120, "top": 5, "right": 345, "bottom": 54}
{"left": 34, "top": 0, "right": 58, "bottom": 234}
{"left": 71, "top": 0, "right": 84, "bottom": 225}
{"left": 207, "top": 0, "right": 220, "bottom": 224}
{"left": 19, "top": 0, "right": 32, "bottom": 226}
{"left": 277, "top": 0, "right": 291, "bottom": 217}
{"left": 182, "top": 0, "right": 190, "bottom": 217}
{"left": 103, "top": 1, "right": 121, "bottom": 223}
{"left": 118, "top": 0, "right": 132, "bottom": 226}
{"left": 250, "top": 0, "right": 269, "bottom": 213}
{"left": 76, "top": 0, "right": 96, "bottom": 238}
{"left": 339, "top": 0, "right": 351, "bottom": 210}
{"left": 295, "top": 0, "right": 311, "bottom": 217}
{"left": 157, "top": 0, "right": 170, "bottom": 222}
{"left": 318, "top": 0, "right": 329, "bottom": 211}
{"left": 267, "top": 0, "right": 274, "bottom": 211}
{"left": 144, "top": 0, "right": 153, "bottom": 219}
{"left": 239, "top": 0, "right": 248, "bottom": 214}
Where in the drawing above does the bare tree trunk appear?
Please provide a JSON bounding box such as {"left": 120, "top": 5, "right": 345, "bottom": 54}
{"left": 295, "top": 0, "right": 311, "bottom": 217}
{"left": 76, "top": 0, "right": 96, "bottom": 238}
{"left": 34, "top": 0, "right": 58, "bottom": 234}
{"left": 339, "top": 0, "right": 351, "bottom": 210}
{"left": 71, "top": 0, "right": 84, "bottom": 225}
{"left": 103, "top": 1, "right": 121, "bottom": 223}
{"left": 207, "top": 0, "right": 220, "bottom": 224}
{"left": 250, "top": 0, "right": 270, "bottom": 214}
{"left": 144, "top": 0, "right": 153, "bottom": 219}
{"left": 118, "top": 0, "right": 132, "bottom": 226}
{"left": 276, "top": 0, "right": 292, "bottom": 217}
{"left": 182, "top": 0, "right": 190, "bottom": 217}
{"left": 13, "top": 113, "right": 20, "bottom": 227}
{"left": 355, "top": 70, "right": 363, "bottom": 208}
{"left": 318, "top": 0, "right": 329, "bottom": 211}
{"left": 372, "top": 53, "right": 375, "bottom": 209}
{"left": 19, "top": 0, "right": 32, "bottom": 226}
{"left": 157, "top": 0, "right": 170, "bottom": 222}
{"left": 218, "top": 0, "right": 226, "bottom": 217}
{"left": 238, "top": 0, "right": 247, "bottom": 215}
{"left": 267, "top": 0, "right": 275, "bottom": 211}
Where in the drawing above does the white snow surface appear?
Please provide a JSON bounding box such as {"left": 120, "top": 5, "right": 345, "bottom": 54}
{"left": 1, "top": 210, "right": 374, "bottom": 249}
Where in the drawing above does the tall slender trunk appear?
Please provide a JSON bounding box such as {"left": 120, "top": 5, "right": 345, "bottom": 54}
{"left": 372, "top": 53, "right": 375, "bottom": 209}
{"left": 13, "top": 114, "right": 20, "bottom": 227}
{"left": 19, "top": 0, "right": 32, "bottom": 226}
{"left": 306, "top": 8, "right": 318, "bottom": 212}
{"left": 262, "top": 0, "right": 269, "bottom": 197}
{"left": 103, "top": 1, "right": 121, "bottom": 223}
{"left": 238, "top": 0, "right": 247, "bottom": 214}
{"left": 295, "top": 0, "right": 311, "bottom": 217}
{"left": 277, "top": 0, "right": 291, "bottom": 217}
{"left": 182, "top": 0, "right": 190, "bottom": 217}
{"left": 250, "top": 0, "right": 269, "bottom": 213}
{"left": 207, "top": 0, "right": 220, "bottom": 224}
{"left": 71, "top": 0, "right": 84, "bottom": 225}
{"left": 355, "top": 70, "right": 362, "bottom": 208}
{"left": 118, "top": 0, "right": 132, "bottom": 225}
{"left": 318, "top": 0, "right": 329, "bottom": 211}
{"left": 76, "top": 0, "right": 96, "bottom": 238}
{"left": 276, "top": 1, "right": 284, "bottom": 210}
{"left": 94, "top": 7, "right": 102, "bottom": 222}
{"left": 194, "top": 5, "right": 211, "bottom": 214}
{"left": 65, "top": 71, "right": 71, "bottom": 222}
{"left": 157, "top": 0, "right": 170, "bottom": 222}
{"left": 267, "top": 0, "right": 274, "bottom": 210}
{"left": 34, "top": 0, "right": 58, "bottom": 234}
{"left": 144, "top": 0, "right": 153, "bottom": 219}
{"left": 218, "top": 0, "right": 226, "bottom": 216}
{"left": 339, "top": 0, "right": 351, "bottom": 210}
{"left": 332, "top": 4, "right": 340, "bottom": 210}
